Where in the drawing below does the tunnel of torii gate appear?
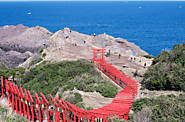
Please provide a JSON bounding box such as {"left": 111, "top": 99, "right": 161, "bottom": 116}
{"left": 0, "top": 48, "right": 138, "bottom": 122}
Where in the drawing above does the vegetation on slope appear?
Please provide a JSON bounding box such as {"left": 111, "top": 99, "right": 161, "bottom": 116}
{"left": 0, "top": 59, "right": 118, "bottom": 102}
{"left": 0, "top": 99, "right": 27, "bottom": 122}
{"left": 142, "top": 41, "right": 185, "bottom": 91}
{"left": 129, "top": 94, "right": 185, "bottom": 122}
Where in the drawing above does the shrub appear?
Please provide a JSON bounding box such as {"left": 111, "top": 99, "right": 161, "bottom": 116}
{"left": 130, "top": 94, "right": 185, "bottom": 122}
{"left": 142, "top": 42, "right": 185, "bottom": 91}
{"left": 42, "top": 53, "right": 47, "bottom": 58}
{"left": 38, "top": 48, "right": 44, "bottom": 54}
{"left": 29, "top": 57, "right": 43, "bottom": 66}
{"left": 65, "top": 92, "right": 83, "bottom": 105}
{"left": 143, "top": 55, "right": 154, "bottom": 59}
{"left": 74, "top": 92, "right": 83, "bottom": 103}
{"left": 75, "top": 103, "right": 85, "bottom": 109}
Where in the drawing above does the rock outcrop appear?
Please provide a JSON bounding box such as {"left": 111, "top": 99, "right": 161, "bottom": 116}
{"left": 46, "top": 28, "right": 148, "bottom": 56}
{"left": 0, "top": 25, "right": 148, "bottom": 69}
{"left": 0, "top": 24, "right": 52, "bottom": 68}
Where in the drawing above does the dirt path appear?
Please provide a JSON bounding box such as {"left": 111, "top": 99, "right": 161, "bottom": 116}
{"left": 105, "top": 54, "right": 144, "bottom": 70}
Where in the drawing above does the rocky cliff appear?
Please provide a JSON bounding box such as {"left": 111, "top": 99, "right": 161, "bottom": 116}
{"left": 0, "top": 25, "right": 148, "bottom": 68}
{"left": 46, "top": 28, "right": 148, "bottom": 56}
{"left": 0, "top": 24, "right": 52, "bottom": 68}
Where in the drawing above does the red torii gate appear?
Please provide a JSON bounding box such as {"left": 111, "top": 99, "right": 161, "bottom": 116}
{"left": 92, "top": 49, "right": 106, "bottom": 63}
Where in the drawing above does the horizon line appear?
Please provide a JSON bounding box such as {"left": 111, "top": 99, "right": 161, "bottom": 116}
{"left": 0, "top": 0, "right": 185, "bottom": 1}
{"left": 0, "top": 0, "right": 185, "bottom": 2}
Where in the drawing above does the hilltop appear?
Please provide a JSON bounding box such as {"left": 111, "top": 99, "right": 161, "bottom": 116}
{"left": 0, "top": 24, "right": 153, "bottom": 110}
{"left": 0, "top": 24, "right": 149, "bottom": 69}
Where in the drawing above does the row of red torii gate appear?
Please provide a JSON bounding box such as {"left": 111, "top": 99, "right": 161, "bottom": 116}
{"left": 0, "top": 49, "right": 138, "bottom": 122}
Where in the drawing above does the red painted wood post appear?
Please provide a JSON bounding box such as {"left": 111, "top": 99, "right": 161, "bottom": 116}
{"left": 74, "top": 112, "right": 76, "bottom": 122}
{"left": 92, "top": 50, "right": 94, "bottom": 63}
{"left": 82, "top": 115, "right": 84, "bottom": 122}
{"left": 35, "top": 92, "right": 41, "bottom": 122}
{"left": 20, "top": 87, "right": 25, "bottom": 117}
{"left": 31, "top": 102, "right": 34, "bottom": 122}
{"left": 10, "top": 83, "right": 14, "bottom": 112}
{"left": 8, "top": 81, "right": 12, "bottom": 106}
{"left": 103, "top": 116, "right": 106, "bottom": 122}
{"left": 15, "top": 92, "right": 18, "bottom": 114}
{"left": 55, "top": 105, "right": 57, "bottom": 122}
{"left": 36, "top": 98, "right": 38, "bottom": 121}
{"left": 46, "top": 104, "right": 49, "bottom": 122}
{"left": 60, "top": 98, "right": 69, "bottom": 122}
{"left": 15, "top": 85, "right": 22, "bottom": 116}
{"left": 5, "top": 79, "right": 10, "bottom": 105}
{"left": 24, "top": 89, "right": 30, "bottom": 120}
{"left": 87, "top": 116, "right": 89, "bottom": 122}
{"left": 91, "top": 115, "right": 93, "bottom": 122}
{"left": 62, "top": 107, "right": 65, "bottom": 122}
{"left": 42, "top": 99, "right": 45, "bottom": 121}
{"left": 78, "top": 113, "right": 81, "bottom": 122}
{"left": 124, "top": 113, "right": 128, "bottom": 121}
{"left": 66, "top": 109, "right": 69, "bottom": 122}
{"left": 40, "top": 92, "right": 49, "bottom": 122}
{"left": 49, "top": 94, "right": 59, "bottom": 122}
{"left": 38, "top": 102, "right": 41, "bottom": 122}
{"left": 102, "top": 50, "right": 104, "bottom": 62}
{"left": 55, "top": 97, "right": 65, "bottom": 122}
{"left": 12, "top": 84, "right": 18, "bottom": 114}
{"left": 1, "top": 76, "right": 4, "bottom": 99}
{"left": 27, "top": 90, "right": 34, "bottom": 122}
{"left": 71, "top": 114, "right": 72, "bottom": 122}
{"left": 56, "top": 104, "right": 60, "bottom": 122}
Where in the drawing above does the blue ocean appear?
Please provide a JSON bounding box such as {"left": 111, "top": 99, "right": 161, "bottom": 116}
{"left": 0, "top": 1, "right": 185, "bottom": 56}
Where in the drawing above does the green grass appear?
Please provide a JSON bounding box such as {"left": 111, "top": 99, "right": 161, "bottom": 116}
{"left": 0, "top": 106, "right": 27, "bottom": 122}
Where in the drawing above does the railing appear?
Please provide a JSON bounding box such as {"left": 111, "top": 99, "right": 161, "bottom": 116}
{"left": 0, "top": 59, "right": 138, "bottom": 122}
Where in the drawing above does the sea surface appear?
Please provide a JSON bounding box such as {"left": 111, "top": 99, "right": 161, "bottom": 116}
{"left": 0, "top": 1, "right": 185, "bottom": 56}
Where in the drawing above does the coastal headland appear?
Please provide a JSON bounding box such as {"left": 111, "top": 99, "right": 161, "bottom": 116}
{"left": 0, "top": 24, "right": 154, "bottom": 120}
{"left": 1, "top": 24, "right": 185, "bottom": 121}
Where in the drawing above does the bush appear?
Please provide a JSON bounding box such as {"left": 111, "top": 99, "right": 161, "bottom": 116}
{"left": 74, "top": 92, "right": 83, "bottom": 103}
{"left": 38, "top": 48, "right": 44, "bottom": 54}
{"left": 42, "top": 53, "right": 47, "bottom": 58}
{"left": 142, "top": 41, "right": 185, "bottom": 91}
{"left": 29, "top": 57, "right": 43, "bottom": 66}
{"left": 75, "top": 103, "right": 85, "bottom": 109}
{"left": 130, "top": 94, "right": 185, "bottom": 122}
{"left": 65, "top": 92, "right": 83, "bottom": 105}
{"left": 143, "top": 55, "right": 154, "bottom": 59}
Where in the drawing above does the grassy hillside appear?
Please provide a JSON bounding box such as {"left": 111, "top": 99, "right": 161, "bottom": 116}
{"left": 1, "top": 59, "right": 118, "bottom": 102}
{"left": 142, "top": 41, "right": 185, "bottom": 91}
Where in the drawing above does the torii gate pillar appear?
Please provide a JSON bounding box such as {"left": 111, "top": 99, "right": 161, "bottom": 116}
{"left": 92, "top": 49, "right": 106, "bottom": 63}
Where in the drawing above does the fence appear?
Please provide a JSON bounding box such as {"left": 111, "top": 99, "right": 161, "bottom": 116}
{"left": 0, "top": 50, "right": 138, "bottom": 122}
